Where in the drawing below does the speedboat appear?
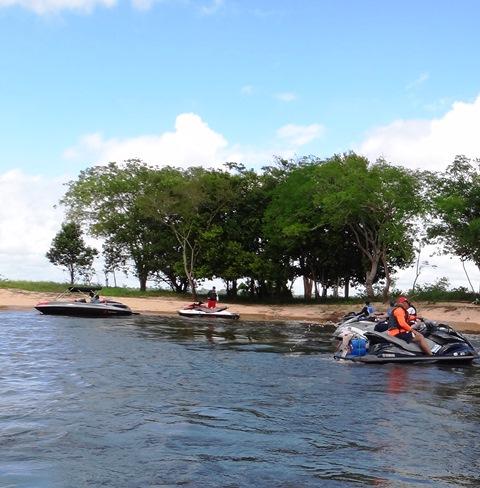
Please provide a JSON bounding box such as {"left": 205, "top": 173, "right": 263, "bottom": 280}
{"left": 35, "top": 286, "right": 136, "bottom": 317}
{"left": 178, "top": 302, "right": 240, "bottom": 319}
{"left": 334, "top": 318, "right": 478, "bottom": 364}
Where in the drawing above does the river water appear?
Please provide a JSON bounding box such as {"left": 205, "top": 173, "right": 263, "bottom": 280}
{"left": 0, "top": 311, "right": 479, "bottom": 488}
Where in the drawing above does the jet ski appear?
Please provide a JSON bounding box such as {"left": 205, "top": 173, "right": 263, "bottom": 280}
{"left": 35, "top": 286, "right": 136, "bottom": 317}
{"left": 333, "top": 311, "right": 384, "bottom": 340}
{"left": 178, "top": 302, "right": 240, "bottom": 319}
{"left": 334, "top": 319, "right": 478, "bottom": 364}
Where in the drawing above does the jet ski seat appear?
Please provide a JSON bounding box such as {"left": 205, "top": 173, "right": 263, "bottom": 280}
{"left": 374, "top": 320, "right": 388, "bottom": 332}
{"left": 366, "top": 331, "right": 424, "bottom": 354}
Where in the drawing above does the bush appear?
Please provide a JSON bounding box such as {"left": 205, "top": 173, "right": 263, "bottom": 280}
{"left": 402, "top": 278, "right": 477, "bottom": 303}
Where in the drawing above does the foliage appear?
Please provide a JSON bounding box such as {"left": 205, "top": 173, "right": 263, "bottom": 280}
{"left": 309, "top": 153, "right": 426, "bottom": 299}
{"left": 263, "top": 160, "right": 364, "bottom": 299}
{"left": 0, "top": 280, "right": 72, "bottom": 293}
{"left": 51, "top": 152, "right": 480, "bottom": 300}
{"left": 427, "top": 155, "right": 480, "bottom": 268}
{"left": 61, "top": 160, "right": 184, "bottom": 291}
{"left": 140, "top": 166, "right": 238, "bottom": 298}
{"left": 46, "top": 222, "right": 98, "bottom": 284}
{"left": 402, "top": 277, "right": 477, "bottom": 303}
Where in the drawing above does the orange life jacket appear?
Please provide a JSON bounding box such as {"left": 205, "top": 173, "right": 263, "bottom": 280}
{"left": 387, "top": 306, "right": 410, "bottom": 336}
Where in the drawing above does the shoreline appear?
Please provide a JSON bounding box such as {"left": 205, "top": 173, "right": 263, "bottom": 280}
{"left": 2, "top": 288, "right": 480, "bottom": 333}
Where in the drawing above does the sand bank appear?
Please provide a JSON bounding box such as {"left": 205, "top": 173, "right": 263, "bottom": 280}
{"left": 1, "top": 288, "right": 480, "bottom": 333}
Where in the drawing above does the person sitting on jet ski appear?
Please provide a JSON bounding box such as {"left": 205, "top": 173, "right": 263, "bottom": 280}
{"left": 406, "top": 301, "right": 419, "bottom": 324}
{"left": 387, "top": 296, "right": 432, "bottom": 355}
{"left": 356, "top": 301, "right": 375, "bottom": 317}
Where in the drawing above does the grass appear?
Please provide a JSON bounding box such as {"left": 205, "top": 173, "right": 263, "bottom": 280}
{"left": 0, "top": 279, "right": 477, "bottom": 304}
{"left": 0, "top": 280, "right": 183, "bottom": 299}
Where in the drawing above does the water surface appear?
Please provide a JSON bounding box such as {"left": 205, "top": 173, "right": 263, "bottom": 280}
{"left": 0, "top": 311, "right": 479, "bottom": 487}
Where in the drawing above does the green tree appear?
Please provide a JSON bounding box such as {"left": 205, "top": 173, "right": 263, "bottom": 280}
{"left": 263, "top": 159, "right": 366, "bottom": 299}
{"left": 201, "top": 164, "right": 274, "bottom": 297}
{"left": 142, "top": 166, "right": 237, "bottom": 299}
{"left": 312, "top": 153, "right": 425, "bottom": 300}
{"left": 61, "top": 160, "right": 179, "bottom": 291}
{"left": 46, "top": 222, "right": 98, "bottom": 284}
{"left": 428, "top": 155, "right": 480, "bottom": 289}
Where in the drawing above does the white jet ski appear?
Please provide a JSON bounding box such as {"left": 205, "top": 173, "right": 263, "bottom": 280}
{"left": 178, "top": 302, "right": 240, "bottom": 319}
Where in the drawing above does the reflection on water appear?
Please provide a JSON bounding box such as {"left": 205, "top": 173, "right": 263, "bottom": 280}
{"left": 0, "top": 311, "right": 479, "bottom": 487}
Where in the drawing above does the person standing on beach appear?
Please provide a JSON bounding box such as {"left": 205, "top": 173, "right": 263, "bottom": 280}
{"left": 207, "top": 286, "right": 218, "bottom": 309}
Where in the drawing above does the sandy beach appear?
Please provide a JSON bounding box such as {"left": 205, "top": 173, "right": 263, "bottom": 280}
{"left": 2, "top": 287, "right": 480, "bottom": 333}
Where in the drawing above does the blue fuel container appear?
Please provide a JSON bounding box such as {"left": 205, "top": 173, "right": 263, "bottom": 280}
{"left": 350, "top": 337, "right": 367, "bottom": 356}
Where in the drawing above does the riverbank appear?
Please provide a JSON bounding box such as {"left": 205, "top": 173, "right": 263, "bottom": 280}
{"left": 2, "top": 288, "right": 480, "bottom": 333}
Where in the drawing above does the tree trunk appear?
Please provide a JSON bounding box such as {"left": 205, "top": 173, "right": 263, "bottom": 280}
{"left": 139, "top": 274, "right": 147, "bottom": 292}
{"left": 381, "top": 252, "right": 391, "bottom": 303}
{"left": 249, "top": 279, "right": 255, "bottom": 298}
{"left": 314, "top": 281, "right": 320, "bottom": 299}
{"left": 332, "top": 278, "right": 339, "bottom": 298}
{"left": 303, "top": 276, "right": 313, "bottom": 300}
{"left": 344, "top": 276, "right": 350, "bottom": 299}
{"left": 180, "top": 237, "right": 197, "bottom": 300}
{"left": 365, "top": 254, "right": 380, "bottom": 299}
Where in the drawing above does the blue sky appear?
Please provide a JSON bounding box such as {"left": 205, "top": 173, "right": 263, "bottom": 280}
{"left": 1, "top": 0, "right": 480, "bottom": 289}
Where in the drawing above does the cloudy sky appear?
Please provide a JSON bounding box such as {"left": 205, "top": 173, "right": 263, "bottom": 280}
{"left": 1, "top": 0, "right": 480, "bottom": 291}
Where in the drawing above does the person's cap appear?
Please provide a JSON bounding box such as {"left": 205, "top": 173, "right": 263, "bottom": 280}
{"left": 397, "top": 296, "right": 409, "bottom": 304}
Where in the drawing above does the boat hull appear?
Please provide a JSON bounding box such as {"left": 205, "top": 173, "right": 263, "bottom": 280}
{"left": 35, "top": 301, "right": 133, "bottom": 317}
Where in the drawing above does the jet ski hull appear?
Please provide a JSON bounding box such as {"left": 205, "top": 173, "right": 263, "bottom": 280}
{"left": 335, "top": 352, "right": 478, "bottom": 364}
{"left": 177, "top": 309, "right": 240, "bottom": 319}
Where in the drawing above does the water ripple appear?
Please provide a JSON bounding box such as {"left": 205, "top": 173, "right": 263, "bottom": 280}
{"left": 0, "top": 311, "right": 479, "bottom": 487}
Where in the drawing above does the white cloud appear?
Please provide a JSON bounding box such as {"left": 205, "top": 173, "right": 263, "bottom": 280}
{"left": 65, "top": 113, "right": 327, "bottom": 173}
{"left": 64, "top": 113, "right": 229, "bottom": 168}
{"left": 358, "top": 95, "right": 480, "bottom": 170}
{"left": 199, "top": 0, "right": 223, "bottom": 15}
{"left": 240, "top": 85, "right": 254, "bottom": 96}
{"left": 0, "top": 170, "right": 68, "bottom": 281}
{"left": 130, "top": 0, "right": 153, "bottom": 10}
{"left": 0, "top": 0, "right": 225, "bottom": 14}
{"left": 406, "top": 71, "right": 429, "bottom": 91}
{"left": 276, "top": 123, "right": 324, "bottom": 146}
{"left": 0, "top": 113, "right": 326, "bottom": 284}
{"left": 275, "top": 92, "right": 297, "bottom": 102}
{"left": 0, "top": 0, "right": 116, "bottom": 14}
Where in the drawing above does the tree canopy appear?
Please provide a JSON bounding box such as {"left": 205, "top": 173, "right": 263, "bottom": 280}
{"left": 46, "top": 221, "right": 98, "bottom": 285}
{"left": 50, "top": 153, "right": 477, "bottom": 299}
{"left": 428, "top": 156, "right": 480, "bottom": 269}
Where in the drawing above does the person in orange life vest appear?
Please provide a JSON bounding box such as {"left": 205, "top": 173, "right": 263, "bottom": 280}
{"left": 206, "top": 286, "right": 218, "bottom": 309}
{"left": 387, "top": 296, "right": 432, "bottom": 355}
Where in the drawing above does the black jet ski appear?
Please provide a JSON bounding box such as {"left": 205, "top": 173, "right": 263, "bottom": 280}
{"left": 35, "top": 286, "right": 136, "bottom": 317}
{"left": 334, "top": 319, "right": 478, "bottom": 364}
{"left": 178, "top": 302, "right": 240, "bottom": 319}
